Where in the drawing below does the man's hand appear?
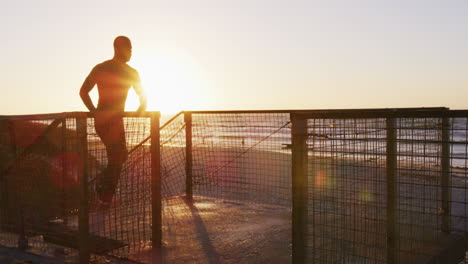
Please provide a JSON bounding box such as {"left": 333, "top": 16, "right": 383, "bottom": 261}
{"left": 136, "top": 104, "right": 147, "bottom": 115}
{"left": 88, "top": 108, "right": 97, "bottom": 117}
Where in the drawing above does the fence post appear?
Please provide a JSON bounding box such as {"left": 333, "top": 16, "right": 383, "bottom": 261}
{"left": 0, "top": 120, "right": 7, "bottom": 241}
{"left": 291, "top": 113, "right": 308, "bottom": 264}
{"left": 386, "top": 117, "right": 397, "bottom": 264}
{"left": 441, "top": 117, "right": 451, "bottom": 233}
{"left": 151, "top": 112, "right": 162, "bottom": 247}
{"left": 185, "top": 112, "right": 193, "bottom": 200}
{"left": 61, "top": 118, "right": 68, "bottom": 224}
{"left": 76, "top": 115, "right": 90, "bottom": 264}
{"left": 8, "top": 121, "right": 28, "bottom": 250}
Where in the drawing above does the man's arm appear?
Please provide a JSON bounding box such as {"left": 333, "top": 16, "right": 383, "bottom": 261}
{"left": 79, "top": 68, "right": 97, "bottom": 112}
{"left": 133, "top": 71, "right": 147, "bottom": 113}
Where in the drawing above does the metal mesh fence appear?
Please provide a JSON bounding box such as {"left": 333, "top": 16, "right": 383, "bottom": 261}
{"left": 155, "top": 112, "right": 294, "bottom": 263}
{"left": 87, "top": 115, "right": 153, "bottom": 263}
{"left": 0, "top": 113, "right": 158, "bottom": 263}
{"left": 306, "top": 118, "right": 388, "bottom": 263}
{"left": 191, "top": 112, "right": 292, "bottom": 205}
{"left": 303, "top": 113, "right": 468, "bottom": 264}
{"left": 160, "top": 113, "right": 186, "bottom": 199}
{"left": 396, "top": 118, "right": 445, "bottom": 264}
{"left": 0, "top": 110, "right": 467, "bottom": 264}
{"left": 0, "top": 116, "right": 81, "bottom": 262}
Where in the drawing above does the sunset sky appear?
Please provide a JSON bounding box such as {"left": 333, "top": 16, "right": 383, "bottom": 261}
{"left": 1, "top": 0, "right": 467, "bottom": 115}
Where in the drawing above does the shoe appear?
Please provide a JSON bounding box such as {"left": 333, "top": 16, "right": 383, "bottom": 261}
{"left": 93, "top": 181, "right": 112, "bottom": 207}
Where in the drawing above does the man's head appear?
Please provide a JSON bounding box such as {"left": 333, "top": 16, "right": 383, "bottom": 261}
{"left": 113, "top": 36, "right": 132, "bottom": 62}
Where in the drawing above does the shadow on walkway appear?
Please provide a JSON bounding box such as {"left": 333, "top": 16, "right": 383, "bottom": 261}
{"left": 183, "top": 197, "right": 220, "bottom": 264}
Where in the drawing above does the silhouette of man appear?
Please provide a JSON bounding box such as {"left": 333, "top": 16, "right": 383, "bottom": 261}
{"left": 80, "top": 36, "right": 147, "bottom": 205}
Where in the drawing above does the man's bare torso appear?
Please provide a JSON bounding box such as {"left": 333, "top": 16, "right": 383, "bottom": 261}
{"left": 93, "top": 59, "right": 139, "bottom": 111}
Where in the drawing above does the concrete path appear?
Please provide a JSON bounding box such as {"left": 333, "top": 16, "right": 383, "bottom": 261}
{"left": 0, "top": 246, "right": 62, "bottom": 264}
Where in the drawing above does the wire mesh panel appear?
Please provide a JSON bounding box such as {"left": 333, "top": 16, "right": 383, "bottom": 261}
{"left": 191, "top": 112, "right": 292, "bottom": 206}
{"left": 153, "top": 112, "right": 295, "bottom": 263}
{"left": 395, "top": 117, "right": 443, "bottom": 263}
{"left": 0, "top": 113, "right": 159, "bottom": 263}
{"left": 160, "top": 113, "right": 186, "bottom": 199}
{"left": 0, "top": 116, "right": 81, "bottom": 262}
{"left": 451, "top": 117, "right": 468, "bottom": 264}
{"left": 304, "top": 113, "right": 468, "bottom": 264}
{"left": 394, "top": 117, "right": 467, "bottom": 263}
{"left": 306, "top": 118, "right": 388, "bottom": 263}
{"left": 450, "top": 118, "right": 468, "bottom": 236}
{"left": 183, "top": 112, "right": 293, "bottom": 263}
{"left": 86, "top": 115, "right": 154, "bottom": 263}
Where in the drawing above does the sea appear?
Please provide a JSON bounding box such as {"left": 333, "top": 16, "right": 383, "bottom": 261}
{"left": 117, "top": 113, "right": 468, "bottom": 172}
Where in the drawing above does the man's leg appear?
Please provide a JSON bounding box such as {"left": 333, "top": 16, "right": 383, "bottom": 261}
{"left": 97, "top": 140, "right": 128, "bottom": 202}
{"left": 94, "top": 112, "right": 128, "bottom": 204}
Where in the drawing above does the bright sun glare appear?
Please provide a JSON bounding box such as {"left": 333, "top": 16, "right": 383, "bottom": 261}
{"left": 125, "top": 53, "right": 208, "bottom": 115}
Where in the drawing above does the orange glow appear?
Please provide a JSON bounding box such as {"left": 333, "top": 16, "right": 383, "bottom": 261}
{"left": 315, "top": 169, "right": 327, "bottom": 188}
{"left": 315, "top": 169, "right": 335, "bottom": 189}
{"left": 127, "top": 53, "right": 212, "bottom": 114}
{"left": 50, "top": 152, "right": 81, "bottom": 188}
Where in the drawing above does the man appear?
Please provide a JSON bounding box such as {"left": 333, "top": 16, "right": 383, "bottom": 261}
{"left": 80, "top": 36, "right": 147, "bottom": 205}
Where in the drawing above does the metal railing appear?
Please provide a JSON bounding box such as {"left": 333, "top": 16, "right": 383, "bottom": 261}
{"left": 0, "top": 112, "right": 161, "bottom": 263}
{"left": 0, "top": 108, "right": 467, "bottom": 264}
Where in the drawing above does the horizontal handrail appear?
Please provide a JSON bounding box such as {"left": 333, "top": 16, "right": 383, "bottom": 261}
{"left": 0, "top": 112, "right": 69, "bottom": 121}
{"left": 294, "top": 109, "right": 468, "bottom": 119}
{"left": 187, "top": 107, "right": 449, "bottom": 115}
{"left": 0, "top": 111, "right": 161, "bottom": 120}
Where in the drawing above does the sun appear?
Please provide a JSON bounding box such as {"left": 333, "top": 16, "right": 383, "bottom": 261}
{"left": 125, "top": 53, "right": 208, "bottom": 115}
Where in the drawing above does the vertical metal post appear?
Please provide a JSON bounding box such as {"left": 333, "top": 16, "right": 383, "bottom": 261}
{"left": 76, "top": 115, "right": 90, "bottom": 264}
{"left": 61, "top": 118, "right": 68, "bottom": 224}
{"left": 441, "top": 117, "right": 451, "bottom": 233}
{"left": 0, "top": 121, "right": 7, "bottom": 237}
{"left": 386, "top": 118, "right": 397, "bottom": 264}
{"left": 291, "top": 113, "right": 308, "bottom": 264}
{"left": 185, "top": 112, "right": 193, "bottom": 200}
{"left": 151, "top": 112, "right": 162, "bottom": 246}
{"left": 8, "top": 121, "right": 28, "bottom": 250}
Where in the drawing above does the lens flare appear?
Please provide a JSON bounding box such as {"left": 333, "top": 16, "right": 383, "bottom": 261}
{"left": 361, "top": 189, "right": 373, "bottom": 202}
